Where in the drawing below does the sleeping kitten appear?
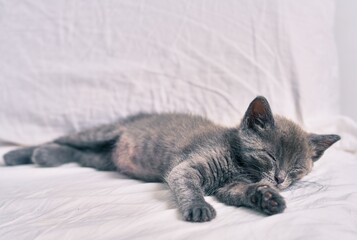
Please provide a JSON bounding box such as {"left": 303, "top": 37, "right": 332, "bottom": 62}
{"left": 3, "top": 96, "right": 340, "bottom": 222}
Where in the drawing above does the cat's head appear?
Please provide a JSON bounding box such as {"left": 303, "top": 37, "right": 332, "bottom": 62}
{"left": 238, "top": 96, "right": 340, "bottom": 190}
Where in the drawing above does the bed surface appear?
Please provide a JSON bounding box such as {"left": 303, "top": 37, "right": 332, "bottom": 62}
{"left": 1, "top": 147, "right": 356, "bottom": 240}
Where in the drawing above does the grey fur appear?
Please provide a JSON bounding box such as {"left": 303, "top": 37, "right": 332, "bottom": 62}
{"left": 3, "top": 96, "right": 340, "bottom": 222}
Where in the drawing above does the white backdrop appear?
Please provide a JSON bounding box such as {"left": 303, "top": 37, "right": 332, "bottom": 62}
{"left": 0, "top": 0, "right": 339, "bottom": 146}
{"left": 335, "top": 0, "right": 357, "bottom": 121}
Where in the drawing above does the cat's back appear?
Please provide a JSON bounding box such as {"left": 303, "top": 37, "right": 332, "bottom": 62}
{"left": 113, "top": 112, "right": 223, "bottom": 181}
{"left": 119, "top": 112, "right": 223, "bottom": 152}
{"left": 120, "top": 112, "right": 217, "bottom": 136}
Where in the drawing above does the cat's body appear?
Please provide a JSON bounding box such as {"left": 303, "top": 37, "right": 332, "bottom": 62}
{"left": 4, "top": 97, "right": 340, "bottom": 222}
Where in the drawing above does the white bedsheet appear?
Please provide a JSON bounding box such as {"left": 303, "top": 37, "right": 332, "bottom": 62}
{"left": 1, "top": 147, "right": 356, "bottom": 240}
{"left": 1, "top": 0, "right": 356, "bottom": 239}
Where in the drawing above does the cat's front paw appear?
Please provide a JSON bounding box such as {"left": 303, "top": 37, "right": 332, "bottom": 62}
{"left": 250, "top": 185, "right": 286, "bottom": 215}
{"left": 182, "top": 202, "right": 216, "bottom": 222}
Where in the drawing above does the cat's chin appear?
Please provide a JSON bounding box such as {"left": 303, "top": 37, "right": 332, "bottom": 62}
{"left": 258, "top": 179, "right": 281, "bottom": 190}
{"left": 259, "top": 179, "right": 290, "bottom": 191}
{"left": 276, "top": 183, "right": 291, "bottom": 191}
{"left": 276, "top": 185, "right": 285, "bottom": 190}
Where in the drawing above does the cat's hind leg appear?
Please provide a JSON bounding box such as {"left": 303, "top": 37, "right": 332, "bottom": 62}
{"left": 32, "top": 143, "right": 116, "bottom": 171}
{"left": 4, "top": 123, "right": 120, "bottom": 169}
{"left": 31, "top": 143, "right": 77, "bottom": 167}
{"left": 3, "top": 146, "right": 37, "bottom": 166}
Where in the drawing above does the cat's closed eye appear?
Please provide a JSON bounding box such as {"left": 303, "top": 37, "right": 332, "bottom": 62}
{"left": 288, "top": 167, "right": 306, "bottom": 179}
{"left": 266, "top": 152, "right": 277, "bottom": 162}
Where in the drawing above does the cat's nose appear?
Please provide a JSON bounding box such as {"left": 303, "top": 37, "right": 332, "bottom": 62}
{"left": 275, "top": 173, "right": 285, "bottom": 184}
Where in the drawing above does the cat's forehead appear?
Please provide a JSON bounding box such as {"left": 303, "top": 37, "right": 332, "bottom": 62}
{"left": 274, "top": 115, "right": 305, "bottom": 136}
{"left": 273, "top": 115, "right": 309, "bottom": 159}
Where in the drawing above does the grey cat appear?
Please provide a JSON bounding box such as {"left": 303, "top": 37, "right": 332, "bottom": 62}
{"left": 4, "top": 96, "right": 340, "bottom": 222}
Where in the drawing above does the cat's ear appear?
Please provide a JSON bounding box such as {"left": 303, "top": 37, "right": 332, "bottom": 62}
{"left": 308, "top": 134, "right": 341, "bottom": 161}
{"left": 242, "top": 96, "right": 275, "bottom": 131}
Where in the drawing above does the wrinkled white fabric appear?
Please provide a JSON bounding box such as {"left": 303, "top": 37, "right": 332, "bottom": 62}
{"left": 1, "top": 1, "right": 356, "bottom": 240}
{"left": 0, "top": 0, "right": 338, "bottom": 145}
{"left": 0, "top": 148, "right": 356, "bottom": 240}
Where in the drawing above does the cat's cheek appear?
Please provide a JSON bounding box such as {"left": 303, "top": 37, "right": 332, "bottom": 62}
{"left": 289, "top": 170, "right": 306, "bottom": 180}
{"left": 278, "top": 179, "right": 292, "bottom": 190}
{"left": 288, "top": 172, "right": 298, "bottom": 180}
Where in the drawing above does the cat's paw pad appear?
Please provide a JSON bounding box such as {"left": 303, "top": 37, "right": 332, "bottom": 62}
{"left": 251, "top": 185, "right": 286, "bottom": 215}
{"left": 182, "top": 202, "right": 216, "bottom": 222}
